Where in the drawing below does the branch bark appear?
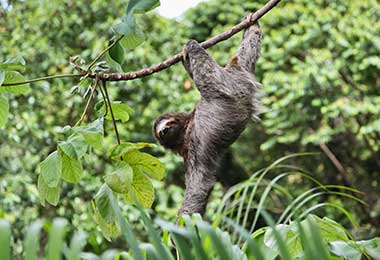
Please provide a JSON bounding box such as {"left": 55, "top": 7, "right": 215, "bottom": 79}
{"left": 97, "top": 0, "right": 282, "bottom": 82}
{"left": 319, "top": 143, "right": 352, "bottom": 186}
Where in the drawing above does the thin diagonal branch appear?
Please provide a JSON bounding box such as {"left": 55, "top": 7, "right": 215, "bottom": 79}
{"left": 1, "top": 0, "right": 281, "bottom": 87}
{"left": 97, "top": 0, "right": 282, "bottom": 82}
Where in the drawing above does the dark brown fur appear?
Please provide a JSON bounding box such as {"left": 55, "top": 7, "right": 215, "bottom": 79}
{"left": 154, "top": 22, "right": 262, "bottom": 216}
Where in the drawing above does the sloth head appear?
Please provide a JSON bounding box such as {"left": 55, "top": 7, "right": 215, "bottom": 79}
{"left": 153, "top": 112, "right": 192, "bottom": 153}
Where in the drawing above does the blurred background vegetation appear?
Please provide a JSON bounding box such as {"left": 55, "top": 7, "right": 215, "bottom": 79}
{"left": 0, "top": 0, "right": 379, "bottom": 256}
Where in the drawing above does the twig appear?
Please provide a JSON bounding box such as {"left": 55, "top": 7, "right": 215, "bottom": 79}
{"left": 319, "top": 143, "right": 351, "bottom": 186}
{"left": 86, "top": 35, "right": 124, "bottom": 72}
{"left": 97, "top": 0, "right": 282, "bottom": 82}
{"left": 102, "top": 80, "right": 121, "bottom": 145}
{"left": 1, "top": 74, "right": 81, "bottom": 86}
{"left": 98, "top": 84, "right": 109, "bottom": 117}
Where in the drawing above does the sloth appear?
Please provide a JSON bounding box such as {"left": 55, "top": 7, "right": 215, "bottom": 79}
{"left": 154, "top": 21, "right": 262, "bottom": 216}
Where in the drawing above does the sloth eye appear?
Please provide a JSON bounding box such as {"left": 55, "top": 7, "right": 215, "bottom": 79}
{"left": 160, "top": 127, "right": 169, "bottom": 137}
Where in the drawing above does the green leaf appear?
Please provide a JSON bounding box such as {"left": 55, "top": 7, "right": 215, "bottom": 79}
{"left": 72, "top": 118, "right": 104, "bottom": 150}
{"left": 0, "top": 57, "right": 26, "bottom": 72}
{"left": 94, "top": 184, "right": 116, "bottom": 222}
{"left": 60, "top": 151, "right": 83, "bottom": 183}
{"left": 0, "top": 94, "right": 9, "bottom": 128}
{"left": 329, "top": 241, "right": 361, "bottom": 260}
{"left": 123, "top": 167, "right": 154, "bottom": 208}
{"left": 58, "top": 134, "right": 87, "bottom": 160}
{"left": 108, "top": 142, "right": 155, "bottom": 159}
{"left": 0, "top": 71, "right": 30, "bottom": 94}
{"left": 358, "top": 237, "right": 380, "bottom": 259}
{"left": 308, "top": 215, "right": 348, "bottom": 242}
{"left": 92, "top": 184, "right": 121, "bottom": 240}
{"left": 101, "top": 188, "right": 144, "bottom": 260}
{"left": 125, "top": 0, "right": 160, "bottom": 15}
{"left": 114, "top": 16, "right": 145, "bottom": 49}
{"left": 124, "top": 150, "right": 165, "bottom": 180}
{"left": 101, "top": 101, "right": 133, "bottom": 122}
{"left": 104, "top": 162, "right": 133, "bottom": 194}
{"left": 114, "top": 0, "right": 160, "bottom": 49}
{"left": 39, "top": 150, "right": 62, "bottom": 188}
{"left": 109, "top": 41, "right": 125, "bottom": 65}
{"left": 93, "top": 207, "right": 120, "bottom": 241}
{"left": 37, "top": 174, "right": 61, "bottom": 206}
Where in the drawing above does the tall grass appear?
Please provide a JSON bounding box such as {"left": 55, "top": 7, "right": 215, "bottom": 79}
{"left": 1, "top": 155, "right": 378, "bottom": 259}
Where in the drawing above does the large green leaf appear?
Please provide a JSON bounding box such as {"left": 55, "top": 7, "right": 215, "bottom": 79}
{"left": 0, "top": 95, "right": 9, "bottom": 128}
{"left": 329, "top": 241, "right": 361, "bottom": 260}
{"left": 0, "top": 71, "right": 30, "bottom": 94}
{"left": 58, "top": 134, "right": 87, "bottom": 160}
{"left": 100, "top": 101, "right": 133, "bottom": 123}
{"left": 104, "top": 162, "right": 133, "bottom": 194}
{"left": 72, "top": 118, "right": 104, "bottom": 150}
{"left": 124, "top": 167, "right": 154, "bottom": 208}
{"left": 114, "top": 16, "right": 145, "bottom": 49}
{"left": 114, "top": 0, "right": 160, "bottom": 49}
{"left": 37, "top": 174, "right": 61, "bottom": 206}
{"left": 60, "top": 151, "right": 83, "bottom": 183}
{"left": 39, "top": 150, "right": 62, "bottom": 187}
{"left": 93, "top": 208, "right": 120, "bottom": 241}
{"left": 94, "top": 184, "right": 116, "bottom": 223}
{"left": 108, "top": 142, "right": 155, "bottom": 159}
{"left": 124, "top": 150, "right": 165, "bottom": 180}
{"left": 311, "top": 215, "right": 348, "bottom": 242}
{"left": 0, "top": 57, "right": 26, "bottom": 72}
{"left": 110, "top": 0, "right": 159, "bottom": 61}
{"left": 358, "top": 237, "right": 380, "bottom": 259}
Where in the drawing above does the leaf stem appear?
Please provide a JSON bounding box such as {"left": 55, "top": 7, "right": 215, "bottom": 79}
{"left": 101, "top": 80, "right": 121, "bottom": 145}
{"left": 1, "top": 73, "right": 81, "bottom": 87}
{"left": 75, "top": 79, "right": 99, "bottom": 126}
{"left": 98, "top": 85, "right": 108, "bottom": 117}
{"left": 86, "top": 35, "right": 124, "bottom": 73}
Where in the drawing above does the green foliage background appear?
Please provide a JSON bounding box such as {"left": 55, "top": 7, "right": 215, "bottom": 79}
{"left": 0, "top": 0, "right": 379, "bottom": 255}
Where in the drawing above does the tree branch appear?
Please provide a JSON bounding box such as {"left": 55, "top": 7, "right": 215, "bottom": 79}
{"left": 1, "top": 0, "right": 281, "bottom": 87}
{"left": 97, "top": 0, "right": 282, "bottom": 82}
{"left": 319, "top": 143, "right": 352, "bottom": 187}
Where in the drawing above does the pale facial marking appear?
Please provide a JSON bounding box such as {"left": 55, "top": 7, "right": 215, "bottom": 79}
{"left": 156, "top": 118, "right": 173, "bottom": 135}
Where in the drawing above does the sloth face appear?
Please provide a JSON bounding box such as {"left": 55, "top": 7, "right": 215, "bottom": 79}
{"left": 155, "top": 118, "right": 178, "bottom": 140}
{"left": 153, "top": 112, "right": 191, "bottom": 152}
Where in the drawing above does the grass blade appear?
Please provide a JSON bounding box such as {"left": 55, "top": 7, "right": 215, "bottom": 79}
{"left": 224, "top": 217, "right": 264, "bottom": 260}
{"left": 24, "top": 219, "right": 43, "bottom": 260}
{"left": 182, "top": 215, "right": 209, "bottom": 260}
{"left": 261, "top": 211, "right": 291, "bottom": 260}
{"left": 47, "top": 218, "right": 68, "bottom": 260}
{"left": 65, "top": 231, "right": 87, "bottom": 260}
{"left": 0, "top": 220, "right": 11, "bottom": 260}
